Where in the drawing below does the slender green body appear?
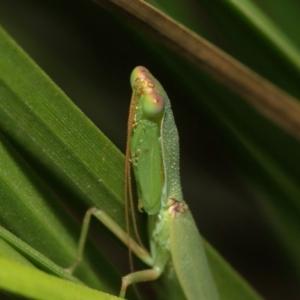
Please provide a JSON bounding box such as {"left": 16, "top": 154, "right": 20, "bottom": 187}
{"left": 70, "top": 67, "right": 219, "bottom": 299}
{"left": 128, "top": 66, "right": 219, "bottom": 299}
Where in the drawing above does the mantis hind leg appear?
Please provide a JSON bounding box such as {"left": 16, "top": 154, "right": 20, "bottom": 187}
{"left": 66, "top": 207, "right": 152, "bottom": 273}
{"left": 120, "top": 268, "right": 161, "bottom": 298}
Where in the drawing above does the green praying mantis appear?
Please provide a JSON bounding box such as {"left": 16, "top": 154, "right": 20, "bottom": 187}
{"left": 68, "top": 66, "right": 219, "bottom": 299}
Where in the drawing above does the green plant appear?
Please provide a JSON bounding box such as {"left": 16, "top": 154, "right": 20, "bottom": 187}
{"left": 0, "top": 0, "right": 299, "bottom": 299}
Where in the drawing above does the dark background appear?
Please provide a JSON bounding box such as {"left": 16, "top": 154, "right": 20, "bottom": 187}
{"left": 0, "top": 0, "right": 299, "bottom": 299}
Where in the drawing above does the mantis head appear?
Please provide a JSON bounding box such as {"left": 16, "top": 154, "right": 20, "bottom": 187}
{"left": 130, "top": 66, "right": 165, "bottom": 120}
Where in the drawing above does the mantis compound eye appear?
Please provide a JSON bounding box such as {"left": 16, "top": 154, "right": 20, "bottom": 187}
{"left": 142, "top": 92, "right": 165, "bottom": 119}
{"left": 130, "top": 66, "right": 149, "bottom": 87}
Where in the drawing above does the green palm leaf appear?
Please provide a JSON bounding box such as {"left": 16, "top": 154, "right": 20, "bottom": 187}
{"left": 0, "top": 0, "right": 299, "bottom": 298}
